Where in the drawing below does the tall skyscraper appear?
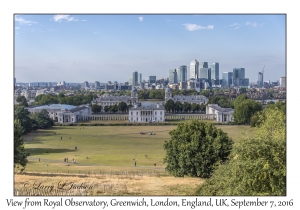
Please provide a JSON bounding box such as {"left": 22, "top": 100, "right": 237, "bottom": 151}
{"left": 233, "top": 68, "right": 245, "bottom": 86}
{"left": 139, "top": 73, "right": 142, "bottom": 85}
{"left": 84, "top": 81, "right": 89, "bottom": 88}
{"left": 132, "top": 71, "right": 138, "bottom": 86}
{"left": 199, "top": 68, "right": 211, "bottom": 81}
{"left": 280, "top": 77, "right": 286, "bottom": 88}
{"left": 177, "top": 65, "right": 187, "bottom": 83}
{"left": 169, "top": 69, "right": 177, "bottom": 84}
{"left": 95, "top": 81, "right": 100, "bottom": 89}
{"left": 190, "top": 59, "right": 199, "bottom": 79}
{"left": 222, "top": 72, "right": 233, "bottom": 87}
{"left": 199, "top": 62, "right": 208, "bottom": 68}
{"left": 257, "top": 72, "right": 263, "bottom": 88}
{"left": 210, "top": 62, "right": 219, "bottom": 80}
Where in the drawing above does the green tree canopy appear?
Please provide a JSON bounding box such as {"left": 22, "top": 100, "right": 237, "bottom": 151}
{"left": 16, "top": 96, "right": 28, "bottom": 107}
{"left": 163, "top": 120, "right": 233, "bottom": 178}
{"left": 233, "top": 99, "right": 262, "bottom": 124}
{"left": 30, "top": 109, "right": 54, "bottom": 129}
{"left": 196, "top": 108, "right": 286, "bottom": 196}
{"left": 14, "top": 120, "right": 29, "bottom": 172}
{"left": 117, "top": 102, "right": 128, "bottom": 113}
{"left": 164, "top": 99, "right": 175, "bottom": 112}
{"left": 14, "top": 105, "right": 33, "bottom": 134}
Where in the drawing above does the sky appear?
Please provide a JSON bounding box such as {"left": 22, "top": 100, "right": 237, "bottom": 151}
{"left": 14, "top": 14, "right": 286, "bottom": 84}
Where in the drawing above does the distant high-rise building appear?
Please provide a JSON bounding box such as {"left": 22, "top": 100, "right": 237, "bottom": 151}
{"left": 178, "top": 65, "right": 187, "bottom": 83}
{"left": 149, "top": 76, "right": 156, "bottom": 84}
{"left": 233, "top": 68, "right": 245, "bottom": 86}
{"left": 169, "top": 69, "right": 177, "bottom": 84}
{"left": 257, "top": 72, "right": 263, "bottom": 88}
{"left": 280, "top": 77, "right": 286, "bottom": 88}
{"left": 222, "top": 72, "right": 233, "bottom": 87}
{"left": 210, "top": 62, "right": 219, "bottom": 80}
{"left": 48, "top": 82, "right": 51, "bottom": 87}
{"left": 14, "top": 77, "right": 16, "bottom": 84}
{"left": 95, "top": 81, "right": 100, "bottom": 89}
{"left": 199, "top": 68, "right": 211, "bottom": 81}
{"left": 84, "top": 81, "right": 89, "bottom": 88}
{"left": 199, "top": 62, "right": 208, "bottom": 68}
{"left": 139, "top": 73, "right": 142, "bottom": 85}
{"left": 190, "top": 59, "right": 199, "bottom": 79}
{"left": 132, "top": 71, "right": 138, "bottom": 86}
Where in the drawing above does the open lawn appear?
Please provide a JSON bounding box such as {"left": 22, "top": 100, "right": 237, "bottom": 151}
{"left": 17, "top": 124, "right": 255, "bottom": 195}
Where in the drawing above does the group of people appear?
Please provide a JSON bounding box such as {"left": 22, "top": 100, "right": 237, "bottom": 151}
{"left": 64, "top": 158, "right": 76, "bottom": 164}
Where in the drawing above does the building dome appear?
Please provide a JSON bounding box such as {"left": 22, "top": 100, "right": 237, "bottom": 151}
{"left": 165, "top": 87, "right": 172, "bottom": 93}
{"left": 132, "top": 87, "right": 137, "bottom": 92}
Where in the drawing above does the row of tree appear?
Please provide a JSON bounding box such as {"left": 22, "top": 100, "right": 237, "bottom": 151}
{"left": 33, "top": 92, "right": 96, "bottom": 106}
{"left": 164, "top": 100, "right": 206, "bottom": 113}
{"left": 91, "top": 101, "right": 130, "bottom": 114}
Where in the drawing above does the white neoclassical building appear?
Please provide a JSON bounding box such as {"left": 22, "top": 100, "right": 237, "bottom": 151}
{"left": 91, "top": 87, "right": 138, "bottom": 111}
{"left": 128, "top": 104, "right": 165, "bottom": 122}
{"left": 206, "top": 104, "right": 234, "bottom": 122}
{"left": 26, "top": 104, "right": 91, "bottom": 123}
{"left": 165, "top": 87, "right": 208, "bottom": 104}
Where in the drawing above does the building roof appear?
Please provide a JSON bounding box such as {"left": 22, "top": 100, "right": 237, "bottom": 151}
{"left": 28, "top": 104, "right": 77, "bottom": 111}
{"left": 69, "top": 106, "right": 89, "bottom": 113}
{"left": 208, "top": 104, "right": 234, "bottom": 113}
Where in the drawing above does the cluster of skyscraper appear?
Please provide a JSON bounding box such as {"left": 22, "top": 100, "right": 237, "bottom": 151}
{"left": 169, "top": 59, "right": 250, "bottom": 89}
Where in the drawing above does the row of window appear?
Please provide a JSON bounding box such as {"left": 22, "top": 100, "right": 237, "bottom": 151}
{"left": 130, "top": 111, "right": 163, "bottom": 116}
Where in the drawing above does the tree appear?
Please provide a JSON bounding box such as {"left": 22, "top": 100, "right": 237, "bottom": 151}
{"left": 164, "top": 99, "right": 175, "bottom": 112}
{"left": 110, "top": 104, "right": 118, "bottom": 113}
{"left": 14, "top": 105, "right": 33, "bottom": 134}
{"left": 104, "top": 106, "right": 110, "bottom": 113}
{"left": 174, "top": 101, "right": 183, "bottom": 113}
{"left": 91, "top": 104, "right": 102, "bottom": 113}
{"left": 163, "top": 120, "right": 233, "bottom": 178}
{"left": 233, "top": 99, "right": 262, "bottom": 124}
{"left": 14, "top": 120, "right": 29, "bottom": 172}
{"left": 117, "top": 102, "right": 128, "bottom": 113}
{"left": 30, "top": 109, "right": 54, "bottom": 129}
{"left": 196, "top": 108, "right": 286, "bottom": 196}
{"left": 191, "top": 103, "right": 199, "bottom": 113}
{"left": 182, "top": 102, "right": 191, "bottom": 112}
{"left": 16, "top": 96, "right": 28, "bottom": 107}
{"left": 200, "top": 90, "right": 210, "bottom": 98}
{"left": 233, "top": 94, "right": 248, "bottom": 108}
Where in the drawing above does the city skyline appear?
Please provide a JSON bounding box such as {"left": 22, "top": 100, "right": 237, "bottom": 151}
{"left": 15, "top": 14, "right": 285, "bottom": 83}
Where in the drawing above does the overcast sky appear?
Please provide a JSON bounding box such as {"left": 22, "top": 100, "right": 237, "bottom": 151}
{"left": 14, "top": 14, "right": 286, "bottom": 84}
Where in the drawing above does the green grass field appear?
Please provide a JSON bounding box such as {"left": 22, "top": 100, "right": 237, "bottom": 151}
{"left": 22, "top": 124, "right": 254, "bottom": 174}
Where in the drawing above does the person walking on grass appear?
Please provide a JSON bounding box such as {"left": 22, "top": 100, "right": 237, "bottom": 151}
{"left": 134, "top": 161, "right": 136, "bottom": 167}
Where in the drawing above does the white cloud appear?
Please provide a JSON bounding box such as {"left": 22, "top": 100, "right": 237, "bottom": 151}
{"left": 53, "top": 15, "right": 78, "bottom": 22}
{"left": 14, "top": 15, "right": 37, "bottom": 25}
{"left": 138, "top": 17, "right": 143, "bottom": 22}
{"left": 183, "top": 23, "right": 214, "bottom": 31}
{"left": 229, "top": 23, "right": 241, "bottom": 30}
{"left": 245, "top": 21, "right": 258, "bottom": 27}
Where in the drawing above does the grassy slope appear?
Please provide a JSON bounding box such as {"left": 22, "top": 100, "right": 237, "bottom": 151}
{"left": 22, "top": 125, "right": 254, "bottom": 174}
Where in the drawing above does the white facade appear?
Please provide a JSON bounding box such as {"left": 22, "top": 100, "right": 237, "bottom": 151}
{"left": 27, "top": 104, "right": 92, "bottom": 123}
{"left": 129, "top": 104, "right": 165, "bottom": 122}
{"left": 91, "top": 87, "right": 138, "bottom": 111}
{"left": 165, "top": 87, "right": 208, "bottom": 104}
{"left": 206, "top": 104, "right": 234, "bottom": 122}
